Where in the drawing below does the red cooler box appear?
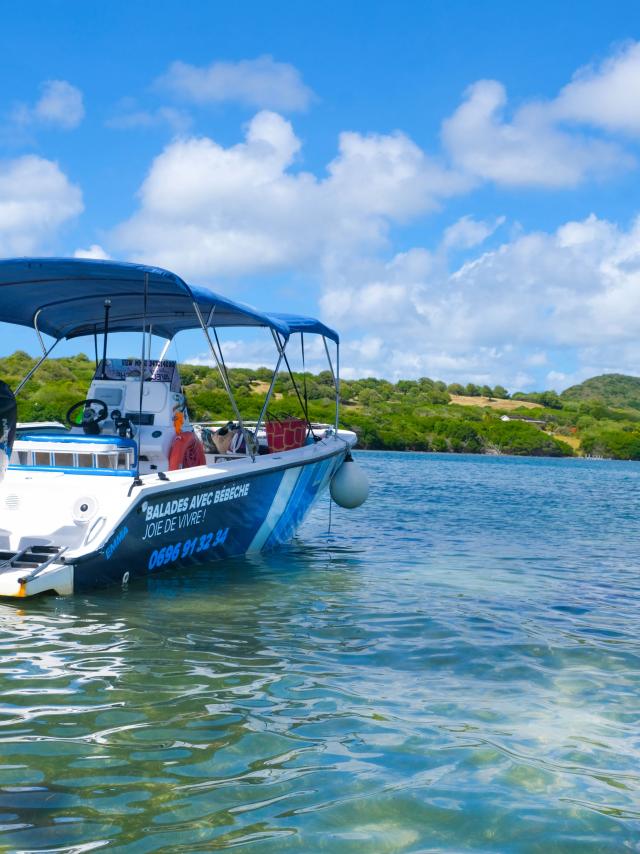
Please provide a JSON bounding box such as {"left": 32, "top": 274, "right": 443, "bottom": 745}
{"left": 265, "top": 417, "right": 307, "bottom": 452}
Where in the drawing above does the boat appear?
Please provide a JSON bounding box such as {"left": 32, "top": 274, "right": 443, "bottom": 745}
{"left": 0, "top": 258, "right": 367, "bottom": 597}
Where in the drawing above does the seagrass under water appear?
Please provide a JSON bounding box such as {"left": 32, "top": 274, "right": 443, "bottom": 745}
{"left": 0, "top": 451, "right": 639, "bottom": 852}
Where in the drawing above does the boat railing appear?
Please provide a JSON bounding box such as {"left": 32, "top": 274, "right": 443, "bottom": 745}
{"left": 193, "top": 420, "right": 335, "bottom": 432}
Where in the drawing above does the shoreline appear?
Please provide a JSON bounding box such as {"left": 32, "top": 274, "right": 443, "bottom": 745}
{"left": 353, "top": 447, "right": 625, "bottom": 462}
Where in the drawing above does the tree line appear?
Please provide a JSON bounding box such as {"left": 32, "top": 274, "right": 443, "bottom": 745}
{"left": 4, "top": 350, "right": 640, "bottom": 460}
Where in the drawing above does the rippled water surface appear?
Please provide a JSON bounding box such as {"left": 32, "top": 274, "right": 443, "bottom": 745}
{"left": 2, "top": 452, "right": 640, "bottom": 852}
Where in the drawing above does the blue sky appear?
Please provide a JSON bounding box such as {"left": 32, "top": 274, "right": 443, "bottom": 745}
{"left": 1, "top": 1, "right": 640, "bottom": 390}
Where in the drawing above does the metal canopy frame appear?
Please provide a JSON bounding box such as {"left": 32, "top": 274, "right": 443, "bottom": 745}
{"left": 9, "top": 270, "right": 342, "bottom": 464}
{"left": 192, "top": 323, "right": 341, "bottom": 462}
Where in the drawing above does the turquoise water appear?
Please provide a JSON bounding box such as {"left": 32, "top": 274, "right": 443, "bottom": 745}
{"left": 1, "top": 451, "right": 640, "bottom": 852}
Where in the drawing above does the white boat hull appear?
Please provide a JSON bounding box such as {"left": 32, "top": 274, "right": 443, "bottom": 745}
{"left": 0, "top": 434, "right": 353, "bottom": 597}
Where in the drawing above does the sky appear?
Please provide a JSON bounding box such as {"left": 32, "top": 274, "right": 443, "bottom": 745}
{"left": 1, "top": 0, "right": 640, "bottom": 391}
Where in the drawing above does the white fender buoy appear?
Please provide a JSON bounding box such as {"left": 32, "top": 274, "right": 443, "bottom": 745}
{"left": 330, "top": 452, "right": 369, "bottom": 509}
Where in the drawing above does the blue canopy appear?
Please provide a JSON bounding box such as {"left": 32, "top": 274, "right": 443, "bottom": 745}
{"left": 267, "top": 312, "right": 339, "bottom": 344}
{"left": 0, "top": 258, "right": 290, "bottom": 341}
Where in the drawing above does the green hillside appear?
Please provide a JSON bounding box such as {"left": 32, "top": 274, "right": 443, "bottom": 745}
{"left": 5, "top": 350, "right": 640, "bottom": 460}
{"left": 561, "top": 373, "right": 640, "bottom": 408}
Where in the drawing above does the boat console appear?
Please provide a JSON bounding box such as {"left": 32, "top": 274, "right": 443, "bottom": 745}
{"left": 10, "top": 358, "right": 190, "bottom": 476}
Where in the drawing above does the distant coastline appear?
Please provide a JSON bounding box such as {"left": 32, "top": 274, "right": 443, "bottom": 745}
{"left": 4, "top": 351, "right": 640, "bottom": 461}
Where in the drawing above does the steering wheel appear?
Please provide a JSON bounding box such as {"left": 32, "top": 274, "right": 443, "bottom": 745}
{"left": 66, "top": 399, "right": 109, "bottom": 434}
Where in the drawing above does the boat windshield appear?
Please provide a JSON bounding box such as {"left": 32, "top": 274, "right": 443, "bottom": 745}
{"left": 95, "top": 359, "right": 181, "bottom": 392}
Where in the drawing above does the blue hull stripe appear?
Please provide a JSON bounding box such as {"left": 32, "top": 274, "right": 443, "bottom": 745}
{"left": 265, "top": 456, "right": 338, "bottom": 549}
{"left": 247, "top": 467, "right": 301, "bottom": 552}
{"left": 72, "top": 451, "right": 344, "bottom": 593}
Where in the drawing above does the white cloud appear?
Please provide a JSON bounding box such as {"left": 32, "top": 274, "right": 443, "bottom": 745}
{"left": 527, "top": 351, "right": 548, "bottom": 367}
{"left": 74, "top": 244, "right": 110, "bottom": 260}
{"left": 441, "top": 215, "right": 505, "bottom": 251}
{"left": 92, "top": 41, "right": 640, "bottom": 388}
{"left": 0, "top": 155, "right": 83, "bottom": 254}
{"left": 111, "top": 111, "right": 466, "bottom": 278}
{"left": 546, "top": 369, "right": 572, "bottom": 386}
{"left": 441, "top": 79, "right": 631, "bottom": 188}
{"left": 108, "top": 41, "right": 640, "bottom": 285}
{"left": 318, "top": 214, "right": 640, "bottom": 388}
{"left": 327, "top": 130, "right": 469, "bottom": 220}
{"left": 157, "top": 55, "right": 314, "bottom": 112}
{"left": 554, "top": 41, "right": 640, "bottom": 135}
{"left": 106, "top": 103, "right": 191, "bottom": 134}
{"left": 13, "top": 80, "right": 85, "bottom": 130}
{"left": 188, "top": 337, "right": 278, "bottom": 371}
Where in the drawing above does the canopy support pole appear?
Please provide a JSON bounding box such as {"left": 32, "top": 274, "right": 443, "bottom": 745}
{"left": 322, "top": 336, "right": 340, "bottom": 430}
{"left": 336, "top": 342, "right": 340, "bottom": 431}
{"left": 254, "top": 331, "right": 287, "bottom": 442}
{"left": 13, "top": 338, "right": 60, "bottom": 397}
{"left": 301, "top": 333, "right": 309, "bottom": 433}
{"left": 273, "top": 332, "right": 312, "bottom": 430}
{"left": 151, "top": 337, "right": 172, "bottom": 381}
{"left": 33, "top": 310, "right": 47, "bottom": 357}
{"left": 192, "top": 301, "right": 248, "bottom": 454}
{"left": 213, "top": 325, "right": 252, "bottom": 456}
{"left": 101, "top": 299, "right": 112, "bottom": 379}
{"left": 134, "top": 274, "right": 149, "bottom": 481}
{"left": 93, "top": 328, "right": 99, "bottom": 370}
{"left": 211, "top": 326, "right": 235, "bottom": 402}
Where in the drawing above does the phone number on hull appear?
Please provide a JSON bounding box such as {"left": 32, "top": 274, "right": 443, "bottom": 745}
{"left": 147, "top": 528, "right": 230, "bottom": 570}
